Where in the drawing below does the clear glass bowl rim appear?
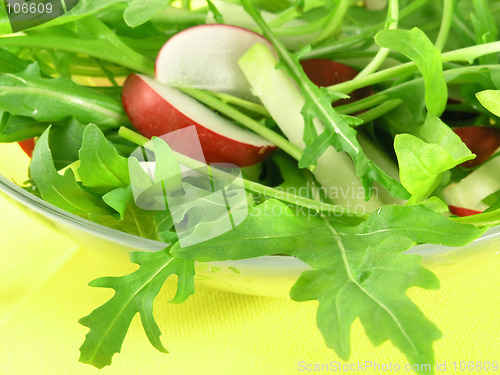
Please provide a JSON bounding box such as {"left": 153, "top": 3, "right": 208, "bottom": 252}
{"left": 2, "top": 173, "right": 500, "bottom": 261}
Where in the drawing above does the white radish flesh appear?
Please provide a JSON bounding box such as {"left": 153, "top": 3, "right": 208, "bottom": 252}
{"left": 155, "top": 24, "right": 276, "bottom": 101}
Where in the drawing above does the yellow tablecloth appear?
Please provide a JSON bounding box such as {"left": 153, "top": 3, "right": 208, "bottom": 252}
{"left": 0, "top": 187, "right": 499, "bottom": 375}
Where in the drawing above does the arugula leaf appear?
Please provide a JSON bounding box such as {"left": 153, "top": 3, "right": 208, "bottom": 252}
{"left": 172, "top": 200, "right": 485, "bottom": 371}
{"left": 239, "top": 1, "right": 408, "bottom": 201}
{"left": 394, "top": 132, "right": 473, "bottom": 204}
{"left": 471, "top": 0, "right": 499, "bottom": 65}
{"left": 290, "top": 235, "right": 440, "bottom": 370}
{"left": 150, "top": 137, "right": 182, "bottom": 194}
{"left": 79, "top": 248, "right": 195, "bottom": 369}
{"left": 172, "top": 200, "right": 484, "bottom": 261}
{"left": 102, "top": 185, "right": 134, "bottom": 220}
{"left": 122, "top": 203, "right": 161, "bottom": 240}
{"left": 0, "top": 64, "right": 128, "bottom": 127}
{"left": 49, "top": 118, "right": 86, "bottom": 170}
{"left": 99, "top": 185, "right": 161, "bottom": 240}
{"left": 0, "top": 0, "right": 125, "bottom": 35}
{"left": 273, "top": 153, "right": 312, "bottom": 198}
{"left": 0, "top": 113, "right": 49, "bottom": 142}
{"left": 78, "top": 124, "right": 130, "bottom": 189}
{"left": 476, "top": 89, "right": 500, "bottom": 117}
{"left": 124, "top": 0, "right": 171, "bottom": 27}
{"left": 416, "top": 113, "right": 473, "bottom": 162}
{"left": 0, "top": 47, "right": 30, "bottom": 73}
{"left": 30, "top": 127, "right": 110, "bottom": 218}
{"left": 0, "top": 21, "right": 155, "bottom": 75}
{"left": 375, "top": 28, "right": 448, "bottom": 116}
{"left": 154, "top": 211, "right": 177, "bottom": 243}
{"left": 207, "top": 0, "right": 225, "bottom": 24}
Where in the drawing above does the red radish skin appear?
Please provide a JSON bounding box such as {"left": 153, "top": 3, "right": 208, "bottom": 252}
{"left": 448, "top": 205, "right": 482, "bottom": 217}
{"left": 18, "top": 138, "right": 35, "bottom": 157}
{"left": 300, "top": 59, "right": 372, "bottom": 104}
{"left": 122, "top": 74, "right": 276, "bottom": 167}
{"left": 453, "top": 126, "right": 500, "bottom": 168}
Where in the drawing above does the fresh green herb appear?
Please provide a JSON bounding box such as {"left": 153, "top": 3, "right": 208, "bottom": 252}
{"left": 172, "top": 200, "right": 485, "bottom": 372}
{"left": 0, "top": 1, "right": 499, "bottom": 374}
{"left": 476, "top": 89, "right": 500, "bottom": 117}
{"left": 79, "top": 248, "right": 195, "bottom": 369}
{"left": 240, "top": 0, "right": 409, "bottom": 201}
{"left": 375, "top": 27, "right": 448, "bottom": 117}
{"left": 124, "top": 0, "right": 172, "bottom": 28}
{"left": 30, "top": 127, "right": 110, "bottom": 218}
{"left": 0, "top": 64, "right": 128, "bottom": 127}
{"left": 78, "top": 124, "right": 130, "bottom": 189}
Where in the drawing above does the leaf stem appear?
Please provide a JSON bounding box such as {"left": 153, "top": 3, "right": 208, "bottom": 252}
{"left": 328, "top": 41, "right": 500, "bottom": 94}
{"left": 337, "top": 64, "right": 500, "bottom": 116}
{"left": 304, "top": 0, "right": 429, "bottom": 59}
{"left": 0, "top": 36, "right": 155, "bottom": 75}
{"left": 356, "top": 99, "right": 402, "bottom": 124}
{"left": 450, "top": 209, "right": 500, "bottom": 227}
{"left": 435, "top": 0, "right": 454, "bottom": 51}
{"left": 202, "top": 91, "right": 270, "bottom": 116}
{"left": 355, "top": 0, "right": 399, "bottom": 79}
{"left": 312, "top": 0, "right": 351, "bottom": 44}
{"left": 118, "top": 127, "right": 366, "bottom": 218}
{"left": 178, "top": 87, "right": 308, "bottom": 168}
{"left": 151, "top": 6, "right": 207, "bottom": 26}
{"left": 335, "top": 95, "right": 386, "bottom": 115}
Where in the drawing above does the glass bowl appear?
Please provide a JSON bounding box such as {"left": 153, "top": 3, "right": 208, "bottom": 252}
{"left": 1, "top": 141, "right": 498, "bottom": 298}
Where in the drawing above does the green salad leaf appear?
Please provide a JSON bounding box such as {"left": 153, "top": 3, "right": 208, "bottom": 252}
{"left": 0, "top": 1, "right": 498, "bottom": 373}
{"left": 0, "top": 47, "right": 30, "bottom": 73}
{"left": 124, "top": 0, "right": 171, "bottom": 28}
{"left": 471, "top": 0, "right": 499, "bottom": 65}
{"left": 0, "top": 64, "right": 128, "bottom": 127}
{"left": 172, "top": 200, "right": 485, "bottom": 371}
{"left": 375, "top": 27, "right": 448, "bottom": 117}
{"left": 240, "top": 0, "right": 409, "bottom": 201}
{"left": 30, "top": 127, "right": 110, "bottom": 218}
{"left": 79, "top": 248, "right": 195, "bottom": 369}
{"left": 395, "top": 134, "right": 463, "bottom": 203}
{"left": 102, "top": 185, "right": 134, "bottom": 220}
{"left": 49, "top": 119, "right": 87, "bottom": 170}
{"left": 476, "top": 89, "right": 500, "bottom": 117}
{"left": 394, "top": 113, "right": 475, "bottom": 203}
{"left": 0, "top": 113, "right": 49, "bottom": 143}
{"left": 78, "top": 124, "right": 130, "bottom": 189}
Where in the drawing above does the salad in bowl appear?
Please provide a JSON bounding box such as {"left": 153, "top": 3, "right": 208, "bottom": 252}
{"left": 0, "top": 0, "right": 499, "bottom": 372}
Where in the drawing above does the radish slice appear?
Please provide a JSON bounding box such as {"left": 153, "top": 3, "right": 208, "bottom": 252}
{"left": 122, "top": 74, "right": 276, "bottom": 167}
{"left": 453, "top": 126, "right": 500, "bottom": 168}
{"left": 155, "top": 24, "right": 276, "bottom": 101}
{"left": 18, "top": 138, "right": 35, "bottom": 158}
{"left": 448, "top": 205, "right": 482, "bottom": 217}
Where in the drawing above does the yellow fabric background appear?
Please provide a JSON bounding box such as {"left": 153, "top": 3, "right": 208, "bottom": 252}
{"left": 0, "top": 143, "right": 499, "bottom": 374}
